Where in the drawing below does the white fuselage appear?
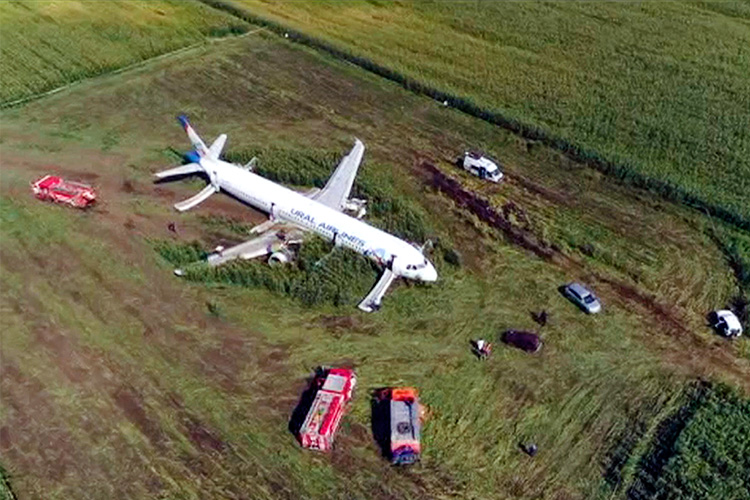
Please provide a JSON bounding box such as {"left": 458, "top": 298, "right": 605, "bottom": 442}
{"left": 201, "top": 157, "right": 437, "bottom": 282}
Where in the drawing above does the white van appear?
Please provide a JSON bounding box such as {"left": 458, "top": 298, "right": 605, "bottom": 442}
{"left": 460, "top": 151, "right": 504, "bottom": 183}
{"left": 710, "top": 310, "right": 743, "bottom": 337}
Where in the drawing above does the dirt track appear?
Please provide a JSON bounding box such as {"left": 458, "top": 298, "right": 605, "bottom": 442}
{"left": 421, "top": 160, "right": 750, "bottom": 392}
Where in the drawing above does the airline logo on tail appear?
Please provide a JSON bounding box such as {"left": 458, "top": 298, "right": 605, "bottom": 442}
{"left": 177, "top": 114, "right": 209, "bottom": 158}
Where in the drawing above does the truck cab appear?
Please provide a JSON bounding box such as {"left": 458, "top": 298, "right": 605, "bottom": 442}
{"left": 461, "top": 151, "right": 504, "bottom": 183}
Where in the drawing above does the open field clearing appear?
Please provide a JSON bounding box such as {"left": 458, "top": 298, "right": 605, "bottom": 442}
{"left": 0, "top": 0, "right": 250, "bottom": 104}
{"left": 1, "top": 24, "right": 749, "bottom": 500}
{"left": 222, "top": 0, "right": 750, "bottom": 224}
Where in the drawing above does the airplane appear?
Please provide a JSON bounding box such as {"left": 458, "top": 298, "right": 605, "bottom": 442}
{"left": 155, "top": 116, "right": 437, "bottom": 312}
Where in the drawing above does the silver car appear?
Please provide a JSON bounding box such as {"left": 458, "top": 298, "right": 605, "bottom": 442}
{"left": 563, "top": 282, "right": 602, "bottom": 314}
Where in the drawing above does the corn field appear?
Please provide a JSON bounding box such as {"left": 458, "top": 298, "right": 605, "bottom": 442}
{"left": 0, "top": 0, "right": 248, "bottom": 104}
{"left": 225, "top": 0, "right": 750, "bottom": 223}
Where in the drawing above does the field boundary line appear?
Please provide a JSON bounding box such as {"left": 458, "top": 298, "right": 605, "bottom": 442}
{"left": 199, "top": 0, "right": 750, "bottom": 233}
{"left": 0, "top": 27, "right": 266, "bottom": 111}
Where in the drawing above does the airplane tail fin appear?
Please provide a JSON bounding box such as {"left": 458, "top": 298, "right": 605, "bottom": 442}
{"left": 177, "top": 115, "right": 209, "bottom": 158}
{"left": 207, "top": 134, "right": 227, "bottom": 160}
{"left": 152, "top": 116, "right": 221, "bottom": 211}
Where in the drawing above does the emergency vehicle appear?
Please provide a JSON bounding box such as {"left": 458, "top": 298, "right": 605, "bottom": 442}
{"left": 31, "top": 175, "right": 96, "bottom": 208}
{"left": 298, "top": 367, "right": 356, "bottom": 451}
{"left": 378, "top": 387, "right": 422, "bottom": 465}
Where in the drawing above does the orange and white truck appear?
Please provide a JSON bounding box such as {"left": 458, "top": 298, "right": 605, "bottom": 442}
{"left": 378, "top": 387, "right": 422, "bottom": 465}
{"left": 298, "top": 367, "right": 356, "bottom": 452}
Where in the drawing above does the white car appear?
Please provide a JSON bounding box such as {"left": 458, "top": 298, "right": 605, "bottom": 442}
{"left": 709, "top": 310, "right": 743, "bottom": 337}
{"left": 460, "top": 151, "right": 504, "bottom": 183}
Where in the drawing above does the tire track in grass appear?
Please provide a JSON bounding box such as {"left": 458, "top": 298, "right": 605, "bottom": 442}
{"left": 421, "top": 160, "right": 750, "bottom": 392}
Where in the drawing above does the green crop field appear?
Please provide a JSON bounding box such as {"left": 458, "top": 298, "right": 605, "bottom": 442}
{"left": 628, "top": 383, "right": 750, "bottom": 499}
{"left": 1, "top": 4, "right": 749, "bottom": 500}
{"left": 655, "top": 387, "right": 750, "bottom": 499}
{"left": 0, "top": 0, "right": 250, "bottom": 104}
{"left": 224, "top": 0, "right": 750, "bottom": 224}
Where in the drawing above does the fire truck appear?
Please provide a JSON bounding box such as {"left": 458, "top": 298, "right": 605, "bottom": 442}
{"left": 298, "top": 367, "right": 356, "bottom": 452}
{"left": 378, "top": 387, "right": 422, "bottom": 465}
{"left": 31, "top": 175, "right": 97, "bottom": 208}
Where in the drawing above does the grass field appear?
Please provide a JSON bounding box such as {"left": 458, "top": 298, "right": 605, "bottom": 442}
{"left": 223, "top": 0, "right": 750, "bottom": 223}
{"left": 1, "top": 9, "right": 750, "bottom": 500}
{"left": 0, "top": 0, "right": 250, "bottom": 104}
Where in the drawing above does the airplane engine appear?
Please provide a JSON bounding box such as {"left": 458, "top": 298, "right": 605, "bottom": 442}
{"left": 269, "top": 247, "right": 295, "bottom": 265}
{"left": 344, "top": 198, "right": 367, "bottom": 219}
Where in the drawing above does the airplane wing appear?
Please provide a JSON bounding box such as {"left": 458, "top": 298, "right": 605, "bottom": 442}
{"left": 205, "top": 223, "right": 305, "bottom": 267}
{"left": 313, "top": 139, "right": 365, "bottom": 211}
{"left": 154, "top": 163, "right": 203, "bottom": 180}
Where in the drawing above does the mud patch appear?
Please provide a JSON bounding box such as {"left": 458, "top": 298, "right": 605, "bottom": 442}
{"left": 186, "top": 416, "right": 226, "bottom": 453}
{"left": 511, "top": 173, "right": 572, "bottom": 207}
{"left": 317, "top": 314, "right": 378, "bottom": 336}
{"left": 0, "top": 363, "right": 81, "bottom": 482}
{"left": 34, "top": 325, "right": 91, "bottom": 384}
{"left": 0, "top": 427, "right": 12, "bottom": 451}
{"left": 120, "top": 178, "right": 141, "bottom": 194}
{"left": 55, "top": 169, "right": 100, "bottom": 184}
{"left": 112, "top": 386, "right": 167, "bottom": 449}
{"left": 199, "top": 335, "right": 248, "bottom": 392}
{"left": 421, "top": 161, "right": 556, "bottom": 261}
{"left": 167, "top": 393, "right": 227, "bottom": 454}
{"left": 596, "top": 275, "right": 692, "bottom": 339}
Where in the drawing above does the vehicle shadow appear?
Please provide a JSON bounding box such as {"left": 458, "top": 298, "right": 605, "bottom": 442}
{"left": 705, "top": 311, "right": 718, "bottom": 329}
{"left": 557, "top": 285, "right": 582, "bottom": 311}
{"left": 530, "top": 309, "right": 549, "bottom": 327}
{"left": 288, "top": 369, "right": 324, "bottom": 441}
{"left": 370, "top": 388, "right": 391, "bottom": 461}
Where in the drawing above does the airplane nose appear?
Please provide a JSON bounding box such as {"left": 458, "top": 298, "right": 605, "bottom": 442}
{"left": 421, "top": 263, "right": 438, "bottom": 282}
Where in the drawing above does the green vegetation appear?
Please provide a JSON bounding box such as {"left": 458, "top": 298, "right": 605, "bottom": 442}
{"left": 0, "top": 0, "right": 250, "bottom": 104}
{"left": 220, "top": 0, "right": 750, "bottom": 225}
{"left": 152, "top": 238, "right": 207, "bottom": 265}
{"left": 626, "top": 384, "right": 750, "bottom": 500}
{"left": 1, "top": 22, "right": 748, "bottom": 500}
{"left": 169, "top": 237, "right": 379, "bottom": 307}
{"left": 0, "top": 463, "right": 15, "bottom": 500}
{"left": 708, "top": 226, "right": 750, "bottom": 333}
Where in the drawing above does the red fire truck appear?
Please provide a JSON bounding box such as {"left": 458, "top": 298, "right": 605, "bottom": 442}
{"left": 31, "top": 175, "right": 97, "bottom": 208}
{"left": 298, "top": 367, "right": 356, "bottom": 452}
{"left": 378, "top": 387, "right": 422, "bottom": 465}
